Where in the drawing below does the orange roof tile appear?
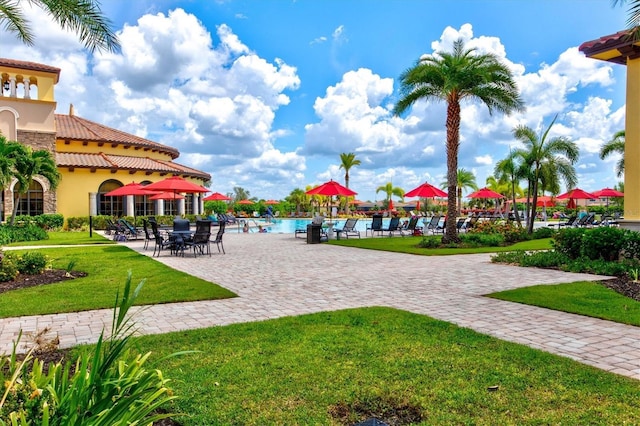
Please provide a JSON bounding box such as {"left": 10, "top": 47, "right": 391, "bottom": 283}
{"left": 0, "top": 58, "right": 61, "bottom": 82}
{"left": 55, "top": 114, "right": 180, "bottom": 159}
{"left": 56, "top": 152, "right": 210, "bottom": 181}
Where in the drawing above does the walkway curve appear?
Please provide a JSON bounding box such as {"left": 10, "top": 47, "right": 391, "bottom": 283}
{"left": 1, "top": 233, "right": 639, "bottom": 379}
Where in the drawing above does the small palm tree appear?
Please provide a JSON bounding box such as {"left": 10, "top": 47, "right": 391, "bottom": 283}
{"left": 9, "top": 145, "right": 61, "bottom": 225}
{"left": 600, "top": 130, "right": 625, "bottom": 178}
{"left": 394, "top": 38, "right": 524, "bottom": 242}
{"left": 376, "top": 182, "right": 405, "bottom": 210}
{"left": 512, "top": 116, "right": 579, "bottom": 233}
{"left": 495, "top": 151, "right": 526, "bottom": 225}
{"left": 0, "top": 0, "right": 119, "bottom": 52}
{"left": 0, "top": 135, "right": 20, "bottom": 191}
{"left": 339, "top": 152, "right": 361, "bottom": 212}
{"left": 440, "top": 168, "right": 477, "bottom": 215}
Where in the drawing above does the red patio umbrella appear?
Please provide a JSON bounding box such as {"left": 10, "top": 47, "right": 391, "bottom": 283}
{"left": 203, "top": 192, "right": 231, "bottom": 201}
{"left": 592, "top": 188, "right": 623, "bottom": 208}
{"left": 264, "top": 199, "right": 280, "bottom": 205}
{"left": 467, "top": 187, "right": 505, "bottom": 199}
{"left": 592, "top": 188, "right": 624, "bottom": 198}
{"left": 306, "top": 180, "right": 357, "bottom": 220}
{"left": 149, "top": 192, "right": 185, "bottom": 200}
{"left": 144, "top": 176, "right": 209, "bottom": 195}
{"left": 237, "top": 199, "right": 254, "bottom": 205}
{"left": 536, "top": 195, "right": 556, "bottom": 208}
{"left": 306, "top": 179, "right": 357, "bottom": 197}
{"left": 104, "top": 182, "right": 158, "bottom": 197}
{"left": 405, "top": 182, "right": 447, "bottom": 198}
{"left": 388, "top": 199, "right": 395, "bottom": 211}
{"left": 556, "top": 188, "right": 597, "bottom": 200}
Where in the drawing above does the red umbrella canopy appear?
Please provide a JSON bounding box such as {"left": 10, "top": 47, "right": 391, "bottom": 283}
{"left": 536, "top": 196, "right": 556, "bottom": 207}
{"left": 203, "top": 192, "right": 231, "bottom": 201}
{"left": 104, "top": 182, "right": 158, "bottom": 197}
{"left": 264, "top": 199, "right": 280, "bottom": 205}
{"left": 238, "top": 199, "right": 254, "bottom": 205}
{"left": 144, "top": 176, "right": 209, "bottom": 194}
{"left": 388, "top": 199, "right": 395, "bottom": 211}
{"left": 592, "top": 188, "right": 624, "bottom": 198}
{"left": 149, "top": 191, "right": 185, "bottom": 200}
{"left": 306, "top": 180, "right": 357, "bottom": 197}
{"left": 557, "top": 188, "right": 597, "bottom": 200}
{"left": 404, "top": 182, "right": 447, "bottom": 198}
{"left": 467, "top": 187, "right": 505, "bottom": 199}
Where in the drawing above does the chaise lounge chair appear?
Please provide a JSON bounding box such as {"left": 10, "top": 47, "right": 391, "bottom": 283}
{"left": 335, "top": 218, "right": 360, "bottom": 239}
{"left": 400, "top": 216, "right": 423, "bottom": 237}
{"left": 366, "top": 214, "right": 383, "bottom": 237}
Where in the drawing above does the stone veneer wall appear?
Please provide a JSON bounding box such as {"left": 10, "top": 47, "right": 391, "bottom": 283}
{"left": 2, "top": 130, "right": 58, "bottom": 219}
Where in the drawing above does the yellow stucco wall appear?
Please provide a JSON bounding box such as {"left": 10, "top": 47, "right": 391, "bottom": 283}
{"left": 625, "top": 59, "right": 640, "bottom": 220}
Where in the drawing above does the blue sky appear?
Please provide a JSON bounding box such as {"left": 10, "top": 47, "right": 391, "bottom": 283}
{"left": 1, "top": 0, "right": 630, "bottom": 201}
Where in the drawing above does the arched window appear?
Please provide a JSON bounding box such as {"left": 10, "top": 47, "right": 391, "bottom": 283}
{"left": 98, "top": 180, "right": 123, "bottom": 216}
{"left": 15, "top": 180, "right": 43, "bottom": 216}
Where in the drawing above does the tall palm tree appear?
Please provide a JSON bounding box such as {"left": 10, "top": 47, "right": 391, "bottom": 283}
{"left": 512, "top": 116, "right": 579, "bottom": 233}
{"left": 495, "top": 151, "right": 526, "bottom": 225}
{"left": 339, "top": 152, "right": 361, "bottom": 212}
{"left": 394, "top": 38, "right": 524, "bottom": 242}
{"left": 600, "top": 130, "right": 625, "bottom": 178}
{"left": 440, "top": 168, "right": 477, "bottom": 216}
{"left": 375, "top": 182, "right": 404, "bottom": 210}
{"left": 9, "top": 145, "right": 61, "bottom": 225}
{"left": 0, "top": 0, "right": 119, "bottom": 52}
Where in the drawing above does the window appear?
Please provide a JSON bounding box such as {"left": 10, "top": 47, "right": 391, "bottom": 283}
{"left": 15, "top": 180, "right": 43, "bottom": 216}
{"left": 98, "top": 180, "right": 123, "bottom": 216}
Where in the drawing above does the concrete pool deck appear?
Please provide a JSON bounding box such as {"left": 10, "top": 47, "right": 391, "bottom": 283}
{"left": 1, "top": 232, "right": 639, "bottom": 379}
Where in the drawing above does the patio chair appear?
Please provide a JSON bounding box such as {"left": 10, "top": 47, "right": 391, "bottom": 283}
{"left": 366, "top": 214, "right": 384, "bottom": 237}
{"left": 188, "top": 220, "right": 212, "bottom": 257}
{"left": 141, "top": 219, "right": 152, "bottom": 250}
{"left": 118, "top": 218, "right": 140, "bottom": 240}
{"left": 424, "top": 215, "right": 441, "bottom": 234}
{"left": 335, "top": 218, "right": 360, "bottom": 239}
{"left": 381, "top": 216, "right": 401, "bottom": 237}
{"left": 211, "top": 221, "right": 226, "bottom": 254}
{"left": 150, "top": 221, "right": 174, "bottom": 257}
{"left": 105, "top": 218, "right": 119, "bottom": 235}
{"left": 456, "top": 217, "right": 468, "bottom": 232}
{"left": 400, "top": 216, "right": 423, "bottom": 237}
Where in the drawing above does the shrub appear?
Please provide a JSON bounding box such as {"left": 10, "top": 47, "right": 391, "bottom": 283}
{"left": 621, "top": 230, "right": 640, "bottom": 260}
{"left": 467, "top": 220, "right": 527, "bottom": 243}
{"left": 553, "top": 228, "right": 587, "bottom": 259}
{"left": 460, "top": 232, "right": 504, "bottom": 247}
{"left": 8, "top": 214, "right": 64, "bottom": 230}
{"left": 0, "top": 224, "right": 48, "bottom": 245}
{"left": 15, "top": 251, "right": 49, "bottom": 275}
{"left": 491, "top": 250, "right": 528, "bottom": 264}
{"left": 0, "top": 252, "right": 19, "bottom": 282}
{"left": 563, "top": 257, "right": 630, "bottom": 277}
{"left": 520, "top": 250, "right": 569, "bottom": 268}
{"left": 532, "top": 226, "right": 555, "bottom": 239}
{"left": 418, "top": 236, "right": 441, "bottom": 248}
{"left": 580, "top": 226, "right": 626, "bottom": 261}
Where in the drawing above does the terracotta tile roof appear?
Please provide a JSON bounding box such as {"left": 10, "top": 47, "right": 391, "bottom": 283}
{"left": 55, "top": 114, "right": 180, "bottom": 159}
{"left": 579, "top": 30, "right": 640, "bottom": 65}
{"left": 0, "top": 58, "right": 61, "bottom": 81}
{"left": 56, "top": 152, "right": 211, "bottom": 181}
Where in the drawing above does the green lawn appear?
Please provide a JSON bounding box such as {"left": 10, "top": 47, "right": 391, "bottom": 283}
{"left": 330, "top": 236, "right": 553, "bottom": 255}
{"left": 488, "top": 281, "right": 640, "bottom": 326}
{"left": 126, "top": 307, "right": 640, "bottom": 425}
{"left": 0, "top": 245, "right": 236, "bottom": 318}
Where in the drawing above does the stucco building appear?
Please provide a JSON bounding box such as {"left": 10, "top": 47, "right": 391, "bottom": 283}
{"left": 0, "top": 58, "right": 210, "bottom": 222}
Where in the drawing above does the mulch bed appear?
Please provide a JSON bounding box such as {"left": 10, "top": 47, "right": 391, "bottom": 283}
{"left": 0, "top": 269, "right": 87, "bottom": 294}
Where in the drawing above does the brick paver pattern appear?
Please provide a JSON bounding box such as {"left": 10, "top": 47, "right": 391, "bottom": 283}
{"left": 1, "top": 232, "right": 639, "bottom": 379}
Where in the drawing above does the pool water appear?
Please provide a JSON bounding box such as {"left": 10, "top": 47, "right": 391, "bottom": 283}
{"left": 255, "top": 218, "right": 406, "bottom": 234}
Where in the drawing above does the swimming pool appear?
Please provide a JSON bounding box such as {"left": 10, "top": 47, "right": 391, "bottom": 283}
{"left": 253, "top": 218, "right": 393, "bottom": 234}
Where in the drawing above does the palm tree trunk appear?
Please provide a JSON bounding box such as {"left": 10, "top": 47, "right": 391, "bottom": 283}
{"left": 443, "top": 99, "right": 461, "bottom": 243}
{"left": 10, "top": 192, "right": 20, "bottom": 226}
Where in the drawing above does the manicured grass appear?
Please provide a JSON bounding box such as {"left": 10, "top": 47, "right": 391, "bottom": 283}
{"left": 488, "top": 281, "right": 640, "bottom": 326}
{"left": 5, "top": 231, "right": 114, "bottom": 246}
{"left": 127, "top": 307, "right": 640, "bottom": 425}
{"left": 330, "top": 236, "right": 553, "bottom": 255}
{"left": 0, "top": 245, "right": 236, "bottom": 318}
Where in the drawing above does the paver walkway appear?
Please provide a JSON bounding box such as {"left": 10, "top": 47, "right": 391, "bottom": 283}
{"left": 1, "top": 233, "right": 639, "bottom": 379}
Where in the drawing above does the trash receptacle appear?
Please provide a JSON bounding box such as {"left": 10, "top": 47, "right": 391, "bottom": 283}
{"left": 307, "top": 224, "right": 321, "bottom": 244}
